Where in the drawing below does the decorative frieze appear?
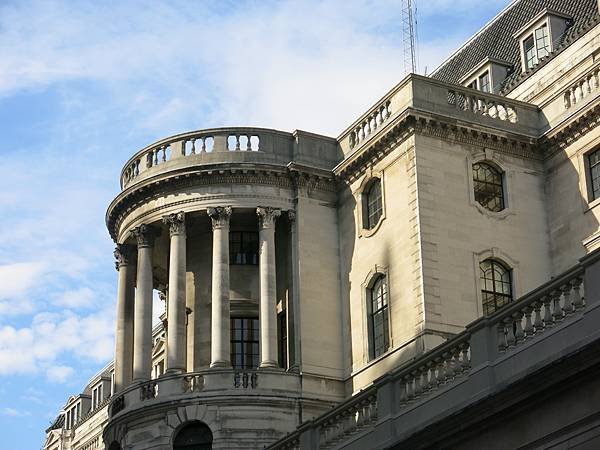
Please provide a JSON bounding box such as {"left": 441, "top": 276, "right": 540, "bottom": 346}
{"left": 162, "top": 211, "right": 186, "bottom": 236}
{"left": 207, "top": 206, "right": 232, "bottom": 229}
{"left": 257, "top": 206, "right": 281, "bottom": 229}
{"left": 131, "top": 224, "right": 156, "bottom": 248}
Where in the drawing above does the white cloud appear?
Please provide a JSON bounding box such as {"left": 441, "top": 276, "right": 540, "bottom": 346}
{"left": 0, "top": 262, "right": 47, "bottom": 300}
{"left": 0, "top": 308, "right": 115, "bottom": 378}
{"left": 1, "top": 407, "right": 31, "bottom": 417}
{"left": 54, "top": 287, "right": 95, "bottom": 308}
{"left": 46, "top": 365, "right": 74, "bottom": 383}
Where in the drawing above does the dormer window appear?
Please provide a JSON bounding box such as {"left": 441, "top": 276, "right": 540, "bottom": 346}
{"left": 461, "top": 59, "right": 512, "bottom": 94}
{"left": 514, "top": 9, "right": 572, "bottom": 72}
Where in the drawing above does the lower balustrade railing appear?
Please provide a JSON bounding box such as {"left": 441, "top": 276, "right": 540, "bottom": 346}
{"left": 268, "top": 251, "right": 598, "bottom": 450}
{"left": 109, "top": 369, "right": 294, "bottom": 418}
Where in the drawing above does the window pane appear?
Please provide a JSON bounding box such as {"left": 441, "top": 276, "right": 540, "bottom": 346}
{"left": 369, "top": 275, "right": 389, "bottom": 359}
{"left": 479, "top": 71, "right": 490, "bottom": 93}
{"left": 366, "top": 179, "right": 383, "bottom": 229}
{"left": 524, "top": 35, "right": 536, "bottom": 69}
{"left": 230, "top": 317, "right": 259, "bottom": 369}
{"left": 535, "top": 24, "right": 550, "bottom": 59}
{"left": 589, "top": 150, "right": 600, "bottom": 200}
{"left": 480, "top": 259, "right": 512, "bottom": 315}
{"left": 473, "top": 163, "right": 505, "bottom": 212}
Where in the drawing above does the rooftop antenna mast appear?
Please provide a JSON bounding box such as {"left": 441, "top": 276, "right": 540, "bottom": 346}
{"left": 402, "top": 0, "right": 419, "bottom": 75}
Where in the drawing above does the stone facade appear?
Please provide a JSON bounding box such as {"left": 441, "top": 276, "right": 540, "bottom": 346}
{"left": 45, "top": 0, "right": 600, "bottom": 449}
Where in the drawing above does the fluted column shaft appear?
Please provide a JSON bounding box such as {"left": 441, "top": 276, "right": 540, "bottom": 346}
{"left": 163, "top": 212, "right": 187, "bottom": 374}
{"left": 114, "top": 244, "right": 135, "bottom": 392}
{"left": 132, "top": 225, "right": 155, "bottom": 382}
{"left": 208, "top": 206, "right": 232, "bottom": 368}
{"left": 257, "top": 207, "right": 281, "bottom": 368}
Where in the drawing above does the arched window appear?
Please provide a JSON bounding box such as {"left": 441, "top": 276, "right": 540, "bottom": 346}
{"left": 173, "top": 422, "right": 213, "bottom": 450}
{"left": 473, "top": 163, "right": 505, "bottom": 212}
{"left": 480, "top": 259, "right": 513, "bottom": 315}
{"left": 364, "top": 178, "right": 383, "bottom": 229}
{"left": 108, "top": 443, "right": 121, "bottom": 450}
{"left": 369, "top": 275, "right": 389, "bottom": 359}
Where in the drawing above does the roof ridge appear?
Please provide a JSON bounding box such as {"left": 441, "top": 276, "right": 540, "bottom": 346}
{"left": 430, "top": 0, "right": 522, "bottom": 77}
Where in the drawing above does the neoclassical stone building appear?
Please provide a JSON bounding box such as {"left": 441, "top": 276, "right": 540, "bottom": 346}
{"left": 45, "top": 0, "right": 600, "bottom": 448}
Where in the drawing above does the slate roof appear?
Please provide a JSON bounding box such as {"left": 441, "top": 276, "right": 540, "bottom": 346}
{"left": 431, "top": 0, "right": 600, "bottom": 94}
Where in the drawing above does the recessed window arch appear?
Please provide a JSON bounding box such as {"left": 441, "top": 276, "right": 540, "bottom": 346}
{"left": 479, "top": 259, "right": 513, "bottom": 315}
{"left": 173, "top": 421, "right": 213, "bottom": 450}
{"left": 363, "top": 177, "right": 383, "bottom": 229}
{"left": 367, "top": 274, "right": 390, "bottom": 359}
{"left": 473, "top": 162, "right": 505, "bottom": 212}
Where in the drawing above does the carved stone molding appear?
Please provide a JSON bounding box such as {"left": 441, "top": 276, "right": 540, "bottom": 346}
{"left": 113, "top": 244, "right": 135, "bottom": 270}
{"left": 207, "top": 206, "right": 233, "bottom": 230}
{"left": 162, "top": 211, "right": 186, "bottom": 236}
{"left": 287, "top": 209, "right": 296, "bottom": 223}
{"left": 257, "top": 206, "right": 281, "bottom": 229}
{"left": 131, "top": 224, "right": 157, "bottom": 248}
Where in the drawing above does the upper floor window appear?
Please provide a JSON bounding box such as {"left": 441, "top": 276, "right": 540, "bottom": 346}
{"left": 365, "top": 178, "right": 383, "bottom": 229}
{"left": 91, "top": 384, "right": 104, "bottom": 410}
{"left": 523, "top": 24, "right": 550, "bottom": 69}
{"left": 473, "top": 162, "right": 505, "bottom": 212}
{"left": 231, "top": 317, "right": 259, "bottom": 369}
{"left": 480, "top": 259, "right": 513, "bottom": 315}
{"left": 173, "top": 422, "right": 213, "bottom": 450}
{"left": 369, "top": 275, "right": 389, "bottom": 359}
{"left": 589, "top": 149, "right": 600, "bottom": 201}
{"left": 230, "top": 231, "right": 258, "bottom": 265}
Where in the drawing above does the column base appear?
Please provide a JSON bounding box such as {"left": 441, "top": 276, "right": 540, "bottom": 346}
{"left": 210, "top": 361, "right": 230, "bottom": 369}
{"left": 259, "top": 361, "right": 280, "bottom": 369}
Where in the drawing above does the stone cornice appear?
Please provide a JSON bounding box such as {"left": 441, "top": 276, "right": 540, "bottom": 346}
{"left": 543, "top": 100, "right": 600, "bottom": 158}
{"left": 335, "top": 109, "right": 541, "bottom": 183}
{"left": 106, "top": 164, "right": 336, "bottom": 241}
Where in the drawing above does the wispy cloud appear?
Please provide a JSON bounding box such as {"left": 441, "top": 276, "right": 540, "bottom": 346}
{"left": 1, "top": 407, "right": 31, "bottom": 417}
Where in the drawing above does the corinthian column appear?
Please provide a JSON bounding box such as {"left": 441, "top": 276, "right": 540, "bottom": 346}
{"left": 114, "top": 244, "right": 135, "bottom": 392}
{"left": 257, "top": 206, "right": 281, "bottom": 368}
{"left": 131, "top": 224, "right": 156, "bottom": 382}
{"left": 162, "top": 212, "right": 187, "bottom": 374}
{"left": 207, "top": 206, "right": 232, "bottom": 368}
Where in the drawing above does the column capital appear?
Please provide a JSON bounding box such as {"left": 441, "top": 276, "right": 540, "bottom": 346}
{"left": 131, "top": 224, "right": 157, "bottom": 248}
{"left": 162, "top": 211, "right": 186, "bottom": 236}
{"left": 207, "top": 206, "right": 232, "bottom": 230}
{"left": 114, "top": 244, "right": 136, "bottom": 270}
{"left": 257, "top": 207, "right": 281, "bottom": 229}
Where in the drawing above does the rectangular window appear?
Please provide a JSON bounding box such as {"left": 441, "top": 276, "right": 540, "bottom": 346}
{"left": 467, "top": 80, "right": 478, "bottom": 90}
{"left": 230, "top": 232, "right": 259, "bottom": 265}
{"left": 590, "top": 149, "right": 600, "bottom": 200}
{"left": 230, "top": 318, "right": 259, "bottom": 369}
{"left": 534, "top": 24, "right": 551, "bottom": 59}
{"left": 524, "top": 35, "right": 536, "bottom": 69}
{"left": 277, "top": 312, "right": 287, "bottom": 368}
{"left": 478, "top": 71, "right": 490, "bottom": 93}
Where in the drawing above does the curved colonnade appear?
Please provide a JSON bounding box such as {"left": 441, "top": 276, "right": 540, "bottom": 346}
{"left": 104, "top": 127, "right": 343, "bottom": 449}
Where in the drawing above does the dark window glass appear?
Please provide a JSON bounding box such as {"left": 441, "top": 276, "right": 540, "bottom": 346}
{"left": 230, "top": 318, "right": 259, "bottom": 369}
{"left": 278, "top": 312, "right": 287, "bottom": 368}
{"left": 473, "top": 162, "right": 505, "bottom": 212}
{"left": 229, "top": 231, "right": 259, "bottom": 265}
{"left": 369, "top": 275, "right": 389, "bottom": 359}
{"left": 589, "top": 149, "right": 600, "bottom": 200}
{"left": 479, "top": 71, "right": 490, "bottom": 93}
{"left": 480, "top": 259, "right": 513, "bottom": 315}
{"left": 467, "top": 80, "right": 478, "bottom": 90}
{"left": 173, "top": 422, "right": 213, "bottom": 450}
{"left": 524, "top": 35, "right": 536, "bottom": 69}
{"left": 365, "top": 179, "right": 383, "bottom": 229}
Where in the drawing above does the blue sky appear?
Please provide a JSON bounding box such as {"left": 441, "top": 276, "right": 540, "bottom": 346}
{"left": 0, "top": 0, "right": 509, "bottom": 448}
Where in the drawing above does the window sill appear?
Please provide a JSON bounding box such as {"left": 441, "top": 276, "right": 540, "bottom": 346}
{"left": 359, "top": 215, "right": 385, "bottom": 238}
{"left": 472, "top": 201, "right": 513, "bottom": 220}
{"left": 584, "top": 196, "right": 600, "bottom": 213}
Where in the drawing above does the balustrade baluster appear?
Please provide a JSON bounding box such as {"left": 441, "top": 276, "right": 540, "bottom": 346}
{"left": 452, "top": 347, "right": 463, "bottom": 376}
{"left": 460, "top": 343, "right": 470, "bottom": 370}
{"left": 435, "top": 357, "right": 445, "bottom": 384}
{"left": 542, "top": 295, "right": 553, "bottom": 327}
{"left": 405, "top": 375, "right": 414, "bottom": 400}
{"left": 552, "top": 290, "right": 563, "bottom": 321}
{"left": 562, "top": 283, "right": 573, "bottom": 315}
{"left": 513, "top": 312, "right": 524, "bottom": 343}
{"left": 532, "top": 301, "right": 543, "bottom": 333}
{"left": 497, "top": 322, "right": 507, "bottom": 351}
{"left": 154, "top": 148, "right": 159, "bottom": 165}
{"left": 444, "top": 352, "right": 455, "bottom": 380}
{"left": 413, "top": 370, "right": 422, "bottom": 396}
{"left": 523, "top": 306, "right": 533, "bottom": 337}
{"left": 571, "top": 277, "right": 583, "bottom": 309}
{"left": 504, "top": 317, "right": 515, "bottom": 347}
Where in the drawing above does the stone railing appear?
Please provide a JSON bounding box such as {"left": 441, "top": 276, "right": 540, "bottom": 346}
{"left": 563, "top": 62, "right": 600, "bottom": 109}
{"left": 121, "top": 128, "right": 300, "bottom": 189}
{"left": 109, "top": 368, "right": 299, "bottom": 419}
{"left": 268, "top": 250, "right": 600, "bottom": 449}
{"left": 338, "top": 74, "right": 541, "bottom": 156}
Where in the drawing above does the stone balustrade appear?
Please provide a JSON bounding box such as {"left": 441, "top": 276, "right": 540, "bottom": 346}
{"left": 338, "top": 74, "right": 541, "bottom": 156}
{"left": 109, "top": 369, "right": 300, "bottom": 419}
{"left": 563, "top": 63, "right": 600, "bottom": 109}
{"left": 268, "top": 249, "right": 600, "bottom": 450}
